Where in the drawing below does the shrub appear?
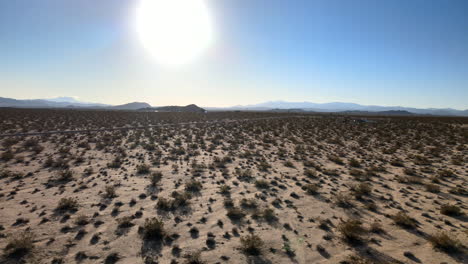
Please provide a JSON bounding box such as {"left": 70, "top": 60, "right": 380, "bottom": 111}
{"left": 117, "top": 216, "right": 134, "bottom": 228}
{"left": 254, "top": 179, "right": 270, "bottom": 189}
{"left": 219, "top": 185, "right": 231, "bottom": 195}
{"left": 349, "top": 158, "right": 361, "bottom": 168}
{"left": 429, "top": 232, "right": 462, "bottom": 253}
{"left": 4, "top": 231, "right": 35, "bottom": 258}
{"left": 171, "top": 191, "right": 192, "bottom": 208}
{"left": 150, "top": 171, "right": 163, "bottom": 186}
{"left": 57, "top": 197, "right": 79, "bottom": 211}
{"left": 284, "top": 161, "right": 295, "bottom": 168}
{"left": 351, "top": 183, "right": 372, "bottom": 198}
{"left": 338, "top": 219, "right": 366, "bottom": 242}
{"left": 303, "top": 184, "right": 320, "bottom": 195}
{"left": 74, "top": 214, "right": 89, "bottom": 226}
{"left": 142, "top": 218, "right": 165, "bottom": 239}
{"left": 240, "top": 198, "right": 258, "bottom": 209}
{"left": 440, "top": 204, "right": 462, "bottom": 216}
{"left": 393, "top": 212, "right": 417, "bottom": 229}
{"left": 328, "top": 155, "right": 344, "bottom": 165}
{"left": 1, "top": 150, "right": 14, "bottom": 161}
{"left": 240, "top": 234, "right": 264, "bottom": 255}
{"left": 335, "top": 193, "right": 353, "bottom": 208}
{"left": 438, "top": 169, "right": 455, "bottom": 178}
{"left": 156, "top": 197, "right": 173, "bottom": 211}
{"left": 369, "top": 221, "right": 384, "bottom": 233}
{"left": 227, "top": 207, "right": 245, "bottom": 220}
{"left": 57, "top": 170, "right": 73, "bottom": 182}
{"left": 425, "top": 183, "right": 440, "bottom": 193}
{"left": 184, "top": 251, "right": 205, "bottom": 264}
{"left": 136, "top": 164, "right": 151, "bottom": 174}
{"left": 103, "top": 185, "right": 117, "bottom": 198}
{"left": 261, "top": 208, "right": 277, "bottom": 222}
{"left": 304, "top": 169, "right": 317, "bottom": 178}
{"left": 185, "top": 180, "right": 202, "bottom": 192}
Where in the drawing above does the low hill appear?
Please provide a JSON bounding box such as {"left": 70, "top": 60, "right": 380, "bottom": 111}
{"left": 140, "top": 104, "right": 206, "bottom": 113}
{"left": 113, "top": 102, "right": 151, "bottom": 110}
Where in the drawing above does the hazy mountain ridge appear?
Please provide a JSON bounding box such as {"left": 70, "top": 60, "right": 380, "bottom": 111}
{"left": 0, "top": 97, "right": 146, "bottom": 110}
{"left": 212, "top": 100, "right": 468, "bottom": 116}
{"left": 1, "top": 97, "right": 467, "bottom": 116}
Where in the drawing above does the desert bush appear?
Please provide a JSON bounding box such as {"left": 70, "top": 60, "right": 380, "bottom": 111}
{"left": 240, "top": 234, "right": 264, "bottom": 255}
{"left": 183, "top": 251, "right": 205, "bottom": 264}
{"left": 261, "top": 208, "right": 277, "bottom": 222}
{"left": 393, "top": 212, "right": 417, "bottom": 228}
{"left": 303, "top": 183, "right": 320, "bottom": 195}
{"left": 349, "top": 158, "right": 361, "bottom": 168}
{"left": 304, "top": 169, "right": 317, "bottom": 178}
{"left": 156, "top": 197, "right": 173, "bottom": 211}
{"left": 240, "top": 198, "right": 258, "bottom": 209}
{"left": 351, "top": 183, "right": 372, "bottom": 198}
{"left": 257, "top": 161, "right": 270, "bottom": 171}
{"left": 136, "top": 164, "right": 151, "bottom": 174}
{"left": 219, "top": 185, "right": 231, "bottom": 195}
{"left": 390, "top": 159, "right": 404, "bottom": 167}
{"left": 227, "top": 207, "right": 245, "bottom": 220}
{"left": 429, "top": 232, "right": 462, "bottom": 253}
{"left": 438, "top": 169, "right": 455, "bottom": 178}
{"left": 107, "top": 156, "right": 122, "bottom": 168}
{"left": 425, "top": 183, "right": 440, "bottom": 193}
{"left": 440, "top": 204, "right": 462, "bottom": 216}
{"left": 369, "top": 221, "right": 384, "bottom": 233}
{"left": 74, "top": 214, "right": 89, "bottom": 226}
{"left": 141, "top": 218, "right": 165, "bottom": 239}
{"left": 150, "top": 171, "right": 163, "bottom": 186}
{"left": 117, "top": 216, "right": 134, "bottom": 228}
{"left": 338, "top": 219, "right": 366, "bottom": 242}
{"left": 4, "top": 231, "right": 35, "bottom": 258}
{"left": 171, "top": 191, "right": 192, "bottom": 208}
{"left": 284, "top": 160, "right": 295, "bottom": 168}
{"left": 254, "top": 179, "right": 270, "bottom": 189}
{"left": 57, "top": 197, "right": 79, "bottom": 211}
{"left": 328, "top": 155, "right": 344, "bottom": 165}
{"left": 185, "top": 180, "right": 202, "bottom": 192}
{"left": 103, "top": 185, "right": 117, "bottom": 198}
{"left": 1, "top": 150, "right": 14, "bottom": 161}
{"left": 335, "top": 193, "right": 353, "bottom": 208}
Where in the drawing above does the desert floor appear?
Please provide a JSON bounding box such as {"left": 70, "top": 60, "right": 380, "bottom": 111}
{"left": 0, "top": 109, "right": 467, "bottom": 264}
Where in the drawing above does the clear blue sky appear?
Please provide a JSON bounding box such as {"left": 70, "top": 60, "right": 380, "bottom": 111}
{"left": 1, "top": 0, "right": 467, "bottom": 109}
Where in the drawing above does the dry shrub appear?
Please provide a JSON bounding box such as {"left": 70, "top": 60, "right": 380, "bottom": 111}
{"left": 4, "top": 231, "right": 35, "bottom": 258}
{"left": 141, "top": 218, "right": 165, "bottom": 239}
{"left": 57, "top": 197, "right": 79, "bottom": 211}
{"left": 440, "top": 204, "right": 462, "bottom": 216}
{"left": 338, "top": 219, "right": 366, "bottom": 242}
{"left": 240, "top": 234, "right": 264, "bottom": 255}
{"left": 393, "top": 212, "right": 417, "bottom": 229}
{"left": 429, "top": 232, "right": 462, "bottom": 253}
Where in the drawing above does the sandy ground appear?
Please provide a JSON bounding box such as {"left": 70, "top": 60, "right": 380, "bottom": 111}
{"left": 0, "top": 112, "right": 467, "bottom": 264}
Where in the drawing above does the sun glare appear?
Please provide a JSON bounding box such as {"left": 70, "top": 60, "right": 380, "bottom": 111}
{"left": 136, "top": 0, "right": 214, "bottom": 66}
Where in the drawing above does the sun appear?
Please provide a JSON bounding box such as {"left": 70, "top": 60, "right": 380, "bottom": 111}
{"left": 136, "top": 0, "right": 214, "bottom": 66}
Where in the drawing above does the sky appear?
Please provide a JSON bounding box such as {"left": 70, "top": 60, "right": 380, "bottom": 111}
{"left": 0, "top": 0, "right": 467, "bottom": 109}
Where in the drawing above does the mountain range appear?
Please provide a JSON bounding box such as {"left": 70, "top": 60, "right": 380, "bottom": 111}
{"left": 0, "top": 97, "right": 150, "bottom": 110}
{"left": 0, "top": 97, "right": 467, "bottom": 116}
{"left": 207, "top": 101, "right": 468, "bottom": 116}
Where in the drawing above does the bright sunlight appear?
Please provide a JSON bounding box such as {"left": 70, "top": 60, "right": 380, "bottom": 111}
{"left": 136, "top": 0, "right": 214, "bottom": 66}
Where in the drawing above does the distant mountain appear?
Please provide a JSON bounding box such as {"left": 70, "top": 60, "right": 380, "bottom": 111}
{"left": 45, "top": 97, "right": 81, "bottom": 103}
{"left": 0, "top": 97, "right": 147, "bottom": 109}
{"left": 213, "top": 101, "right": 468, "bottom": 116}
{"left": 141, "top": 104, "right": 206, "bottom": 113}
{"left": 113, "top": 102, "right": 152, "bottom": 110}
